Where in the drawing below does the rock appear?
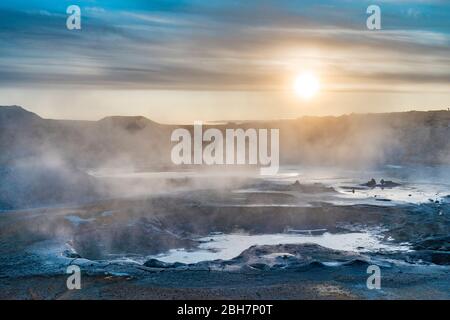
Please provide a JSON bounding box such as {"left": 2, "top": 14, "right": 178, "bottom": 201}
{"left": 380, "top": 180, "right": 401, "bottom": 188}
{"left": 413, "top": 236, "right": 450, "bottom": 251}
{"left": 408, "top": 250, "right": 450, "bottom": 265}
{"left": 172, "top": 262, "right": 186, "bottom": 268}
{"left": 249, "top": 263, "right": 271, "bottom": 271}
{"left": 289, "top": 181, "right": 335, "bottom": 193}
{"left": 361, "top": 178, "right": 400, "bottom": 188}
{"left": 143, "top": 259, "right": 186, "bottom": 268}
{"left": 363, "top": 178, "right": 377, "bottom": 188}
{"left": 430, "top": 251, "right": 450, "bottom": 265}
{"left": 63, "top": 250, "right": 82, "bottom": 259}
{"left": 143, "top": 259, "right": 170, "bottom": 268}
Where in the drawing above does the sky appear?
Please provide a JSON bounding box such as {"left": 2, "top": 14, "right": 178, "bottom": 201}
{"left": 0, "top": 0, "right": 449, "bottom": 123}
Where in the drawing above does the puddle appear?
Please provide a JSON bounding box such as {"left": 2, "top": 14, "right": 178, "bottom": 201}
{"left": 270, "top": 165, "right": 450, "bottom": 205}
{"left": 149, "top": 231, "right": 410, "bottom": 264}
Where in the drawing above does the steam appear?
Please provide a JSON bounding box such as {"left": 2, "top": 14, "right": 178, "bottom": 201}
{"left": 0, "top": 106, "right": 448, "bottom": 261}
{"left": 1, "top": 107, "right": 449, "bottom": 209}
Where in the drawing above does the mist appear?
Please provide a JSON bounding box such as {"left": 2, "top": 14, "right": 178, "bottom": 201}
{"left": 1, "top": 106, "right": 449, "bottom": 210}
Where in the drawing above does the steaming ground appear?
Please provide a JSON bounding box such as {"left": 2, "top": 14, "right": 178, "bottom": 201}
{"left": 0, "top": 165, "right": 449, "bottom": 299}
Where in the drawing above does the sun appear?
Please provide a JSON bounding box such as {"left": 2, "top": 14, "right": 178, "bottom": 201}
{"left": 293, "top": 72, "right": 320, "bottom": 99}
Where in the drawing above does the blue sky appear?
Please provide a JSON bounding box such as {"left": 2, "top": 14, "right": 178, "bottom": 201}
{"left": 0, "top": 0, "right": 449, "bottom": 121}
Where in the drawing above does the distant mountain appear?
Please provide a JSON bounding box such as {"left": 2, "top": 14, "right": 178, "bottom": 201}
{"left": 0, "top": 106, "right": 173, "bottom": 168}
{"left": 98, "top": 115, "right": 160, "bottom": 132}
{"left": 1, "top": 105, "right": 449, "bottom": 168}
{"left": 0, "top": 105, "right": 41, "bottom": 122}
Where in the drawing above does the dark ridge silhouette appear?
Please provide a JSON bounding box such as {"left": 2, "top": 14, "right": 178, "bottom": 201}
{"left": 1, "top": 105, "right": 449, "bottom": 168}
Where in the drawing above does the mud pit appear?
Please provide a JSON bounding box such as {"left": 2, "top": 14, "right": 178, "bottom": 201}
{"left": 0, "top": 171, "right": 449, "bottom": 299}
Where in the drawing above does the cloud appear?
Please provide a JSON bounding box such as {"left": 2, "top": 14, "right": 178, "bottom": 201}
{"left": 0, "top": 1, "right": 448, "bottom": 92}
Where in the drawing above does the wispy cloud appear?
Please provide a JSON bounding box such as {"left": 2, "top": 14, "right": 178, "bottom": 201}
{"left": 0, "top": 0, "right": 449, "bottom": 92}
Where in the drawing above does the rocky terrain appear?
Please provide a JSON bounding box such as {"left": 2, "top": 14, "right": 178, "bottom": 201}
{"left": 0, "top": 105, "right": 449, "bottom": 299}
{"left": 0, "top": 178, "right": 448, "bottom": 299}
